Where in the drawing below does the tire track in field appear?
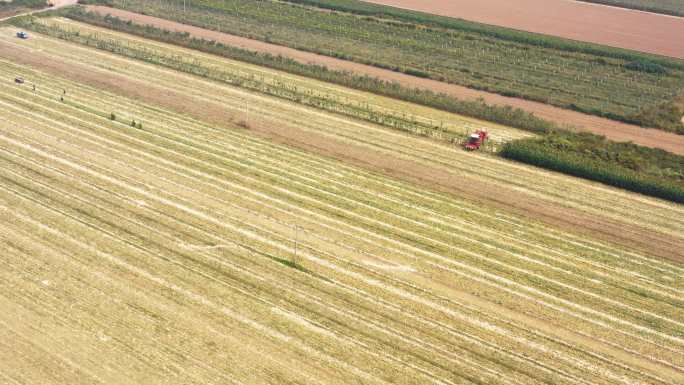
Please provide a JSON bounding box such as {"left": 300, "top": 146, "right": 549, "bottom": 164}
{"left": 0, "top": 130, "right": 576, "bottom": 382}
{"left": 2, "top": 89, "right": 680, "bottom": 366}
{"left": 0, "top": 178, "right": 624, "bottom": 384}
{"left": 5, "top": 100, "right": 679, "bottom": 348}
{"left": 0, "top": 120, "right": 680, "bottom": 380}
{"left": 1, "top": 81, "right": 680, "bottom": 296}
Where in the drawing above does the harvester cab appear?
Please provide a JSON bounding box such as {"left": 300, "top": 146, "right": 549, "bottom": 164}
{"left": 464, "top": 130, "right": 488, "bottom": 151}
{"left": 16, "top": 32, "right": 28, "bottom": 39}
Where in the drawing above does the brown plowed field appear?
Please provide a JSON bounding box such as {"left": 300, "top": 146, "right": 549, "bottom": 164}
{"left": 86, "top": 6, "right": 684, "bottom": 155}
{"left": 362, "top": 0, "right": 684, "bottom": 59}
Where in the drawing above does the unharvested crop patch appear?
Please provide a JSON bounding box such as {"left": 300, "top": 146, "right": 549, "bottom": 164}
{"left": 0, "top": 29, "right": 683, "bottom": 384}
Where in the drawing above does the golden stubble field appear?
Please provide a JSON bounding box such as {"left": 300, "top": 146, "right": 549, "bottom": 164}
{"left": 0, "top": 21, "right": 682, "bottom": 385}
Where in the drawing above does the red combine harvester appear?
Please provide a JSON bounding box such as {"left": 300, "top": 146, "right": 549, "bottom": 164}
{"left": 464, "top": 130, "right": 488, "bottom": 151}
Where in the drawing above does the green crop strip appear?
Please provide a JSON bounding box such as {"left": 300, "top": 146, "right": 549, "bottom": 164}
{"left": 500, "top": 132, "right": 684, "bottom": 203}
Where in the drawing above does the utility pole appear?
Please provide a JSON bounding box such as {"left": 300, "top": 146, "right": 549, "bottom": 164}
{"left": 293, "top": 225, "right": 299, "bottom": 266}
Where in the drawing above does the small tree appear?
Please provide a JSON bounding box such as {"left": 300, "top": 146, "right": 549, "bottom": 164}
{"left": 131, "top": 119, "right": 136, "bottom": 127}
{"left": 110, "top": 113, "right": 116, "bottom": 120}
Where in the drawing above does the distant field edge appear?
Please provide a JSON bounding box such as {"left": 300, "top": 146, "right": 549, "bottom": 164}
{"left": 574, "top": 0, "right": 684, "bottom": 17}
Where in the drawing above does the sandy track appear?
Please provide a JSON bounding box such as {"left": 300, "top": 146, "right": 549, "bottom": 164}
{"left": 85, "top": 6, "right": 684, "bottom": 155}
{"left": 1, "top": 40, "right": 681, "bottom": 263}
{"left": 361, "top": 0, "right": 684, "bottom": 58}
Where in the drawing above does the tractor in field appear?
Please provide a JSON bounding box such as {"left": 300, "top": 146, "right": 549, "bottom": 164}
{"left": 464, "top": 130, "right": 488, "bottom": 151}
{"left": 16, "top": 32, "right": 28, "bottom": 39}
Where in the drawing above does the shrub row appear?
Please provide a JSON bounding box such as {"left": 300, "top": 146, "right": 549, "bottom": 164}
{"left": 500, "top": 132, "right": 684, "bottom": 203}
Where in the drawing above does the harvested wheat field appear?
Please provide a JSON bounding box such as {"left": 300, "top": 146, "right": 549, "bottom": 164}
{"left": 362, "top": 0, "right": 684, "bottom": 58}
{"left": 0, "top": 20, "right": 683, "bottom": 385}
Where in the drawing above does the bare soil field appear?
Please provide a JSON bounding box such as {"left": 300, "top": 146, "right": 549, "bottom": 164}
{"left": 86, "top": 6, "right": 684, "bottom": 155}
{"left": 361, "top": 0, "right": 684, "bottom": 58}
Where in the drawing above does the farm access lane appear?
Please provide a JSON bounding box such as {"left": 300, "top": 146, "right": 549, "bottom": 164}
{"left": 84, "top": 6, "right": 684, "bottom": 155}
{"left": 361, "top": 0, "right": 684, "bottom": 59}
{"left": 1, "top": 40, "right": 681, "bottom": 264}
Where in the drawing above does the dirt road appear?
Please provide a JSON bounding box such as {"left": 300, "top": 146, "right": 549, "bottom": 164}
{"left": 85, "top": 6, "right": 684, "bottom": 155}
{"left": 361, "top": 0, "right": 684, "bottom": 59}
